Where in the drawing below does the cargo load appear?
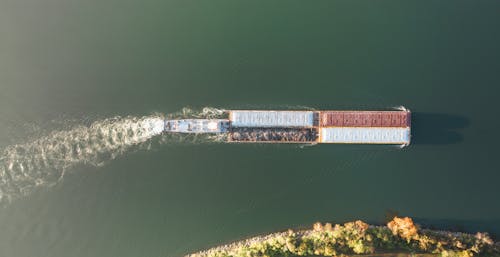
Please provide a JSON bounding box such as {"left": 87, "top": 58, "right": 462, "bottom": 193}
{"left": 229, "top": 128, "right": 317, "bottom": 143}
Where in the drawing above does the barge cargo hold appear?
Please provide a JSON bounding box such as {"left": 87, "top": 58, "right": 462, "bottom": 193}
{"left": 319, "top": 111, "right": 410, "bottom": 127}
{"left": 229, "top": 128, "right": 318, "bottom": 143}
{"left": 229, "top": 111, "right": 317, "bottom": 128}
{"left": 163, "top": 108, "right": 411, "bottom": 145}
{"left": 318, "top": 127, "right": 411, "bottom": 144}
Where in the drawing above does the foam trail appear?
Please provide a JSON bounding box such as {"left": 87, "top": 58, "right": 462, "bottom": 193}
{"left": 0, "top": 115, "right": 164, "bottom": 205}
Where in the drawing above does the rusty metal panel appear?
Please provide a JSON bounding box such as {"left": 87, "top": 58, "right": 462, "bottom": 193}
{"left": 321, "top": 113, "right": 329, "bottom": 126}
{"left": 391, "top": 113, "right": 401, "bottom": 127}
{"left": 320, "top": 111, "right": 411, "bottom": 127}
{"left": 381, "top": 113, "right": 392, "bottom": 126}
{"left": 401, "top": 113, "right": 408, "bottom": 126}
{"left": 321, "top": 112, "right": 342, "bottom": 126}
{"left": 400, "top": 111, "right": 411, "bottom": 127}
{"left": 343, "top": 113, "right": 355, "bottom": 126}
{"left": 333, "top": 112, "right": 344, "bottom": 126}
{"left": 371, "top": 113, "right": 382, "bottom": 126}
{"left": 360, "top": 113, "right": 371, "bottom": 127}
{"left": 353, "top": 113, "right": 360, "bottom": 126}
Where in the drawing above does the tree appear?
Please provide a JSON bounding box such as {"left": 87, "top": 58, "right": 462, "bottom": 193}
{"left": 387, "top": 216, "right": 419, "bottom": 242}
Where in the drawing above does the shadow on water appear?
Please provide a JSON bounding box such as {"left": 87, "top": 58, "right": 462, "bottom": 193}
{"left": 411, "top": 112, "right": 470, "bottom": 145}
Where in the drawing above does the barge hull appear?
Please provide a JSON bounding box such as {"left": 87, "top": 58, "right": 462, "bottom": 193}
{"left": 320, "top": 111, "right": 411, "bottom": 127}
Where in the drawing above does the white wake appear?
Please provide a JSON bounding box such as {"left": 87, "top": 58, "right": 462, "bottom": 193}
{"left": 0, "top": 115, "right": 164, "bottom": 205}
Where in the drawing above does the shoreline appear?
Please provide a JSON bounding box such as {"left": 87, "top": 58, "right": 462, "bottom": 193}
{"left": 186, "top": 217, "right": 499, "bottom": 257}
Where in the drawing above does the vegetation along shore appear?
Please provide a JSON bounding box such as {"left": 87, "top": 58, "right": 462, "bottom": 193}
{"left": 186, "top": 217, "right": 499, "bottom": 257}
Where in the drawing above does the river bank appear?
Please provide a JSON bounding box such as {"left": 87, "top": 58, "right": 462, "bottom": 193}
{"left": 186, "top": 217, "right": 499, "bottom": 257}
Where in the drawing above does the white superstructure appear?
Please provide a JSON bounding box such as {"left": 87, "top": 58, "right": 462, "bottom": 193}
{"left": 164, "top": 119, "right": 230, "bottom": 133}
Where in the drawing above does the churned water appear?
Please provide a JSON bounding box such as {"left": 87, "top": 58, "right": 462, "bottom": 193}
{"left": 0, "top": 116, "right": 164, "bottom": 204}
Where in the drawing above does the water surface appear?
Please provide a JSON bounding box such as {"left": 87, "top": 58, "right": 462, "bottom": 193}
{"left": 0, "top": 1, "right": 499, "bottom": 257}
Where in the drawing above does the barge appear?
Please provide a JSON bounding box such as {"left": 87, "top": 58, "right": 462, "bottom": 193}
{"left": 163, "top": 108, "right": 411, "bottom": 145}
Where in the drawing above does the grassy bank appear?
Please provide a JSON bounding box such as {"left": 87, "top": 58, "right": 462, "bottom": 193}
{"left": 186, "top": 217, "right": 499, "bottom": 257}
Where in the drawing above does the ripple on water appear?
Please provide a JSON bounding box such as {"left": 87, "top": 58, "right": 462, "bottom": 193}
{"left": 0, "top": 115, "right": 165, "bottom": 205}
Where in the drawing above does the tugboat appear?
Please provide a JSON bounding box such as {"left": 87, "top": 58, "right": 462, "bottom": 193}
{"left": 164, "top": 119, "right": 230, "bottom": 133}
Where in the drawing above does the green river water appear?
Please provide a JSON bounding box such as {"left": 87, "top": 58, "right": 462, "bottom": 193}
{"left": 0, "top": 1, "right": 499, "bottom": 257}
